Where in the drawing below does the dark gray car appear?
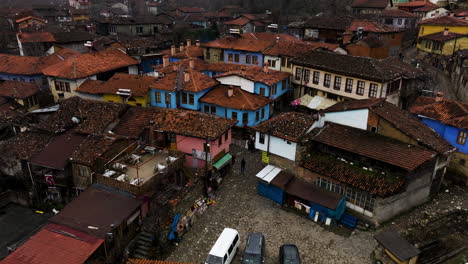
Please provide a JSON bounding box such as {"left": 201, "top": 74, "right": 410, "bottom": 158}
{"left": 279, "top": 244, "right": 301, "bottom": 264}
{"left": 242, "top": 232, "right": 265, "bottom": 264}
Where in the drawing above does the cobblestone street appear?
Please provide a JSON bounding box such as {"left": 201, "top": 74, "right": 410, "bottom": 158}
{"left": 166, "top": 146, "right": 377, "bottom": 264}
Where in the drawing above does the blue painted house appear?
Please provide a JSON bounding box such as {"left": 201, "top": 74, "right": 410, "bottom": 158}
{"left": 199, "top": 85, "right": 271, "bottom": 127}
{"left": 150, "top": 68, "right": 219, "bottom": 110}
{"left": 0, "top": 54, "right": 45, "bottom": 85}
{"left": 214, "top": 66, "right": 291, "bottom": 100}
{"left": 410, "top": 96, "right": 468, "bottom": 184}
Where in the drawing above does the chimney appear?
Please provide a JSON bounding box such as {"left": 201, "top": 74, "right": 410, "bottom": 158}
{"left": 173, "top": 65, "right": 178, "bottom": 71}
{"left": 180, "top": 43, "right": 185, "bottom": 52}
{"left": 196, "top": 40, "right": 200, "bottom": 47}
{"left": 163, "top": 55, "right": 169, "bottom": 67}
{"left": 184, "top": 71, "right": 190, "bottom": 82}
{"left": 186, "top": 39, "right": 192, "bottom": 47}
{"left": 227, "top": 86, "right": 234, "bottom": 97}
{"left": 435, "top": 92, "right": 444, "bottom": 102}
{"left": 443, "top": 28, "right": 449, "bottom": 36}
{"left": 170, "top": 45, "right": 176, "bottom": 56}
{"left": 189, "top": 59, "right": 195, "bottom": 69}
{"left": 450, "top": 13, "right": 454, "bottom": 17}
{"left": 263, "top": 62, "right": 269, "bottom": 73}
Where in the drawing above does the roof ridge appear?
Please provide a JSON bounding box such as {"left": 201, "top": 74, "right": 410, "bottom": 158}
{"left": 238, "top": 88, "right": 256, "bottom": 109}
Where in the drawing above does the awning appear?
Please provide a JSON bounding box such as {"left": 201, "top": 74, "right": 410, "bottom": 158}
{"left": 213, "top": 153, "right": 232, "bottom": 170}
{"left": 256, "top": 165, "right": 282, "bottom": 183}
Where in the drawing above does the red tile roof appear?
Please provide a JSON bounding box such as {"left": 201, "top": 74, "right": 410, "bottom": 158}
{"left": 224, "top": 16, "right": 251, "bottom": 25}
{"left": 348, "top": 19, "right": 401, "bottom": 33}
{"left": 413, "top": 5, "right": 439, "bottom": 12}
{"left": 301, "top": 153, "right": 405, "bottom": 197}
{"left": 151, "top": 68, "right": 219, "bottom": 93}
{"left": 113, "top": 107, "right": 237, "bottom": 140}
{"left": 0, "top": 49, "right": 79, "bottom": 76}
{"left": 0, "top": 131, "right": 54, "bottom": 160}
{"left": 154, "top": 59, "right": 252, "bottom": 74}
{"left": 381, "top": 9, "right": 420, "bottom": 18}
{"left": 311, "top": 123, "right": 437, "bottom": 171}
{"left": 49, "top": 185, "right": 142, "bottom": 238}
{"left": 200, "top": 85, "right": 271, "bottom": 111}
{"left": 15, "top": 15, "right": 46, "bottom": 23}
{"left": 419, "top": 31, "right": 467, "bottom": 42}
{"left": 75, "top": 79, "right": 107, "bottom": 94}
{"left": 409, "top": 96, "right": 468, "bottom": 130}
{"left": 264, "top": 41, "right": 339, "bottom": 57}
{"left": 203, "top": 37, "right": 274, "bottom": 52}
{"left": 176, "top": 7, "right": 206, "bottom": 13}
{"left": 0, "top": 80, "right": 40, "bottom": 99}
{"left": 17, "top": 32, "right": 55, "bottom": 43}
{"left": 418, "top": 15, "right": 468, "bottom": 26}
{"left": 324, "top": 98, "right": 455, "bottom": 154}
{"left": 215, "top": 67, "right": 291, "bottom": 86}
{"left": 162, "top": 45, "right": 204, "bottom": 59}
{"left": 253, "top": 112, "right": 317, "bottom": 142}
{"left": 241, "top": 32, "right": 301, "bottom": 42}
{"left": 1, "top": 223, "right": 103, "bottom": 264}
{"left": 83, "top": 73, "right": 158, "bottom": 97}
{"left": 352, "top": 0, "right": 389, "bottom": 8}
{"left": 42, "top": 48, "right": 138, "bottom": 79}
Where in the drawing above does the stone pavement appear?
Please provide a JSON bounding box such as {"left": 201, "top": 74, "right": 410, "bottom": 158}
{"left": 165, "top": 146, "right": 377, "bottom": 264}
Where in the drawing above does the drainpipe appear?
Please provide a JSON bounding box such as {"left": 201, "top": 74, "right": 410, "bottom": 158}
{"left": 27, "top": 161, "right": 37, "bottom": 199}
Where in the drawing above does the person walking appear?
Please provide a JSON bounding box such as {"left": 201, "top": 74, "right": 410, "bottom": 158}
{"left": 240, "top": 158, "right": 246, "bottom": 175}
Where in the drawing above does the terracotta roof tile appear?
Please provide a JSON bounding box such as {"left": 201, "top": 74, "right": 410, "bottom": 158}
{"left": 42, "top": 48, "right": 138, "bottom": 79}
{"left": 413, "top": 5, "right": 439, "bottom": 12}
{"left": 398, "top": 0, "right": 437, "bottom": 7}
{"left": 381, "top": 9, "right": 420, "bottom": 18}
{"left": 1, "top": 224, "right": 104, "bottom": 264}
{"left": 253, "top": 112, "right": 316, "bottom": 142}
{"left": 0, "top": 80, "right": 40, "bottom": 99}
{"left": 215, "top": 67, "right": 291, "bottom": 86}
{"left": 203, "top": 37, "right": 274, "bottom": 52}
{"left": 224, "top": 16, "right": 251, "bottom": 25}
{"left": 94, "top": 73, "right": 157, "bottom": 97}
{"left": 75, "top": 80, "right": 107, "bottom": 94}
{"left": 154, "top": 59, "right": 252, "bottom": 74}
{"left": 151, "top": 68, "right": 219, "bottom": 93}
{"left": 325, "top": 99, "right": 456, "bottom": 154}
{"left": 419, "top": 31, "right": 467, "bottom": 42}
{"left": 301, "top": 16, "right": 353, "bottom": 31}
{"left": 15, "top": 15, "right": 46, "bottom": 23}
{"left": 70, "top": 135, "right": 132, "bottom": 166}
{"left": 419, "top": 15, "right": 468, "bottom": 26}
{"left": 162, "top": 46, "right": 204, "bottom": 59}
{"left": 348, "top": 19, "right": 401, "bottom": 33}
{"left": 176, "top": 7, "right": 206, "bottom": 13}
{"left": 409, "top": 96, "right": 468, "bottom": 129}
{"left": 113, "top": 107, "right": 236, "bottom": 140}
{"left": 0, "top": 131, "right": 54, "bottom": 160}
{"left": 241, "top": 32, "right": 301, "bottom": 42}
{"left": 301, "top": 153, "right": 405, "bottom": 197}
{"left": 264, "top": 41, "right": 339, "bottom": 57}
{"left": 200, "top": 85, "right": 271, "bottom": 110}
{"left": 310, "top": 123, "right": 437, "bottom": 171}
{"left": 352, "top": 0, "right": 389, "bottom": 8}
{"left": 17, "top": 32, "right": 55, "bottom": 43}
{"left": 37, "top": 97, "right": 128, "bottom": 134}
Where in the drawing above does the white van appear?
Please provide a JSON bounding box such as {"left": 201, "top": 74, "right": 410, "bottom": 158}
{"left": 205, "top": 228, "right": 240, "bottom": 264}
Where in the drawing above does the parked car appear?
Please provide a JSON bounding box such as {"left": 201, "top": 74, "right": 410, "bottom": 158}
{"left": 279, "top": 244, "right": 301, "bottom": 264}
{"left": 242, "top": 232, "right": 265, "bottom": 264}
{"left": 205, "top": 228, "right": 240, "bottom": 264}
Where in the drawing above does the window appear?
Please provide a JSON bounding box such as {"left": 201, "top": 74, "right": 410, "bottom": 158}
{"left": 356, "top": 81, "right": 365, "bottom": 95}
{"left": 457, "top": 131, "right": 467, "bottom": 145}
{"left": 225, "top": 132, "right": 228, "bottom": 141}
{"left": 260, "top": 87, "right": 266, "bottom": 96}
{"left": 206, "top": 49, "right": 210, "bottom": 60}
{"left": 387, "top": 80, "right": 400, "bottom": 94}
{"left": 155, "top": 92, "right": 161, "bottom": 103}
{"left": 259, "top": 133, "right": 265, "bottom": 144}
{"left": 232, "top": 111, "right": 238, "bottom": 121}
{"left": 188, "top": 93, "right": 194, "bottom": 105}
{"left": 286, "top": 58, "right": 292, "bottom": 68}
{"left": 323, "top": 74, "right": 331, "bottom": 88}
{"left": 433, "top": 42, "right": 442, "bottom": 51}
{"left": 460, "top": 159, "right": 466, "bottom": 166}
{"left": 295, "top": 68, "right": 302, "bottom": 81}
{"left": 345, "top": 78, "right": 353, "bottom": 93}
{"left": 110, "top": 25, "right": 116, "bottom": 33}
{"left": 268, "top": 59, "right": 276, "bottom": 68}
{"left": 271, "top": 84, "right": 277, "bottom": 95}
{"left": 261, "top": 108, "right": 265, "bottom": 119}
{"left": 313, "top": 71, "right": 320, "bottom": 84}
{"left": 182, "top": 92, "right": 187, "bottom": 104}
{"left": 286, "top": 140, "right": 291, "bottom": 145}
{"left": 54, "top": 80, "right": 70, "bottom": 92}
{"left": 252, "top": 56, "right": 258, "bottom": 65}
{"left": 234, "top": 53, "right": 239, "bottom": 63}
{"left": 425, "top": 40, "right": 432, "bottom": 49}
{"left": 242, "top": 113, "right": 248, "bottom": 124}
{"left": 334, "top": 76, "right": 341, "bottom": 90}
{"left": 246, "top": 55, "right": 251, "bottom": 64}
{"left": 255, "top": 111, "right": 259, "bottom": 122}
{"left": 228, "top": 53, "right": 233, "bottom": 62}
{"left": 218, "top": 136, "right": 222, "bottom": 146}
{"left": 165, "top": 93, "right": 171, "bottom": 105}
{"left": 233, "top": 235, "right": 239, "bottom": 246}
{"left": 304, "top": 69, "right": 311, "bottom": 83}
{"left": 136, "top": 26, "right": 143, "bottom": 33}
{"left": 281, "top": 58, "right": 285, "bottom": 67}
{"left": 397, "top": 18, "right": 402, "bottom": 25}
{"left": 369, "top": 83, "right": 378, "bottom": 98}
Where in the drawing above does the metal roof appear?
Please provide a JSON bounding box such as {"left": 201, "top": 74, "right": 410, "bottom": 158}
{"left": 255, "top": 165, "right": 282, "bottom": 183}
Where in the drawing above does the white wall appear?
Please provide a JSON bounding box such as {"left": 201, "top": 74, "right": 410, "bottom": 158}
{"left": 323, "top": 109, "right": 369, "bottom": 130}
{"left": 264, "top": 55, "right": 281, "bottom": 71}
{"left": 128, "top": 65, "right": 139, "bottom": 75}
{"left": 424, "top": 8, "right": 449, "bottom": 20}
{"left": 255, "top": 132, "right": 297, "bottom": 161}
{"left": 216, "top": 75, "right": 255, "bottom": 93}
